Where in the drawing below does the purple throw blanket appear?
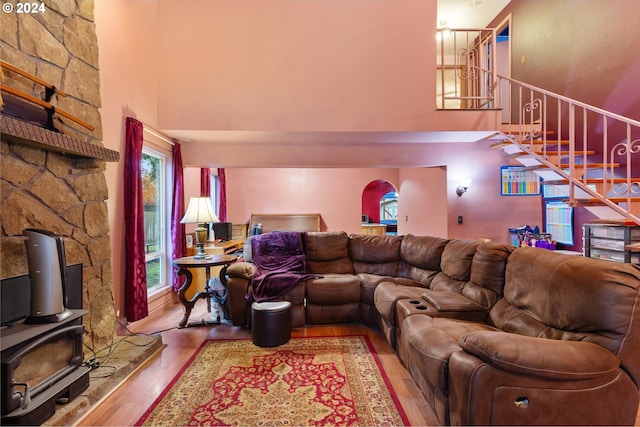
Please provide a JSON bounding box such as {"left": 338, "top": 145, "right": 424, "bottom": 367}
{"left": 250, "top": 231, "right": 320, "bottom": 302}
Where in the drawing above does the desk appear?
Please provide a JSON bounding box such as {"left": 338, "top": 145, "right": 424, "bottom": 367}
{"left": 185, "top": 239, "right": 244, "bottom": 299}
{"left": 361, "top": 223, "right": 386, "bottom": 235}
{"left": 173, "top": 255, "right": 237, "bottom": 328}
{"left": 211, "top": 239, "right": 244, "bottom": 254}
{"left": 191, "top": 239, "right": 244, "bottom": 255}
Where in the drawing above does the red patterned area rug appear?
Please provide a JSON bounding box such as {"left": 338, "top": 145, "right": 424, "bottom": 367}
{"left": 135, "top": 335, "right": 410, "bottom": 426}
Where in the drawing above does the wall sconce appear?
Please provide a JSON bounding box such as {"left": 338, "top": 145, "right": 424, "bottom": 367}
{"left": 456, "top": 179, "right": 472, "bottom": 197}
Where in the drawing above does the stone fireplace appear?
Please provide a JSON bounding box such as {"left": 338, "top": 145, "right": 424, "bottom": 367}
{"left": 0, "top": 2, "right": 175, "bottom": 424}
{"left": 1, "top": 0, "right": 117, "bottom": 351}
{"left": 0, "top": 3, "right": 166, "bottom": 423}
{"left": 0, "top": 127, "right": 118, "bottom": 350}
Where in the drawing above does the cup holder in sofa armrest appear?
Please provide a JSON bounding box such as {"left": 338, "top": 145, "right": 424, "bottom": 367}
{"left": 421, "top": 290, "right": 484, "bottom": 312}
{"left": 407, "top": 300, "right": 430, "bottom": 311}
{"left": 458, "top": 330, "right": 621, "bottom": 380}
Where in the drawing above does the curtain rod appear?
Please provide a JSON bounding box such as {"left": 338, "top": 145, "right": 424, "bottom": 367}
{"left": 141, "top": 122, "right": 174, "bottom": 146}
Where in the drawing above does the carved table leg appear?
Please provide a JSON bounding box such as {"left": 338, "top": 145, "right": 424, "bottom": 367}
{"left": 176, "top": 267, "right": 194, "bottom": 328}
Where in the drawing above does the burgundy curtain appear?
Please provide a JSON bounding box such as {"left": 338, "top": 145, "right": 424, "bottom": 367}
{"left": 200, "top": 168, "right": 211, "bottom": 197}
{"left": 171, "top": 141, "right": 186, "bottom": 293}
{"left": 124, "top": 117, "right": 148, "bottom": 321}
{"left": 217, "top": 168, "right": 227, "bottom": 222}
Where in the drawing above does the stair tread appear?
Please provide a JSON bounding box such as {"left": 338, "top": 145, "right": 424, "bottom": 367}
{"left": 492, "top": 140, "right": 571, "bottom": 149}
{"left": 532, "top": 150, "right": 595, "bottom": 155}
{"left": 542, "top": 178, "right": 638, "bottom": 185}
{"left": 502, "top": 130, "right": 555, "bottom": 136}
{"left": 562, "top": 163, "right": 619, "bottom": 168}
{"left": 507, "top": 150, "right": 595, "bottom": 159}
{"left": 528, "top": 163, "right": 620, "bottom": 170}
{"left": 490, "top": 141, "right": 515, "bottom": 149}
{"left": 528, "top": 139, "right": 570, "bottom": 144}
{"left": 571, "top": 197, "right": 640, "bottom": 204}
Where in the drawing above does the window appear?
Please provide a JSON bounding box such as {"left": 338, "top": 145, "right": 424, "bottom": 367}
{"left": 209, "top": 172, "right": 219, "bottom": 215}
{"left": 141, "top": 147, "right": 170, "bottom": 294}
{"left": 380, "top": 192, "right": 398, "bottom": 222}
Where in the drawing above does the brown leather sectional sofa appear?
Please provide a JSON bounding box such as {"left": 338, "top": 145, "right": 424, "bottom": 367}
{"left": 226, "top": 230, "right": 640, "bottom": 425}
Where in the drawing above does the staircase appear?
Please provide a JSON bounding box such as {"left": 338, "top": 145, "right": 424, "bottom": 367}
{"left": 435, "top": 28, "right": 640, "bottom": 225}
{"left": 492, "top": 76, "right": 640, "bottom": 225}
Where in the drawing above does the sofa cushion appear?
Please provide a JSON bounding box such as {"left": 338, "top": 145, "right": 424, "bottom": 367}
{"left": 441, "top": 239, "right": 478, "bottom": 279}
{"left": 305, "top": 231, "right": 353, "bottom": 274}
{"left": 357, "top": 273, "right": 396, "bottom": 305}
{"left": 226, "top": 262, "right": 255, "bottom": 280}
{"left": 400, "top": 315, "right": 497, "bottom": 394}
{"left": 459, "top": 330, "right": 620, "bottom": 380}
{"left": 349, "top": 234, "right": 402, "bottom": 276}
{"left": 430, "top": 239, "right": 479, "bottom": 290}
{"left": 462, "top": 242, "right": 513, "bottom": 308}
{"left": 427, "top": 241, "right": 512, "bottom": 311}
{"left": 488, "top": 246, "right": 640, "bottom": 386}
{"left": 305, "top": 274, "right": 361, "bottom": 305}
{"left": 305, "top": 274, "right": 362, "bottom": 324}
{"left": 399, "top": 234, "right": 449, "bottom": 285}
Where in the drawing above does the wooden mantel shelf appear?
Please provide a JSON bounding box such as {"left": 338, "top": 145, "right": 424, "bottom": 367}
{"left": 0, "top": 116, "right": 119, "bottom": 162}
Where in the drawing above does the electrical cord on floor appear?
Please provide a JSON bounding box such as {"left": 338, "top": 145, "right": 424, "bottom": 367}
{"left": 82, "top": 316, "right": 167, "bottom": 379}
{"left": 117, "top": 318, "right": 178, "bottom": 336}
{"left": 88, "top": 365, "right": 117, "bottom": 379}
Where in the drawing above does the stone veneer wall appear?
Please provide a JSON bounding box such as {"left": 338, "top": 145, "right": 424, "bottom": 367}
{"left": 0, "top": 0, "right": 116, "bottom": 348}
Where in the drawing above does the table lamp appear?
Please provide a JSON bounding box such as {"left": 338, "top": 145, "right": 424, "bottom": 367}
{"left": 181, "top": 197, "right": 219, "bottom": 259}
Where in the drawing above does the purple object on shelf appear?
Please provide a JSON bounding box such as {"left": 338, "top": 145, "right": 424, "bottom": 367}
{"left": 535, "top": 241, "right": 556, "bottom": 250}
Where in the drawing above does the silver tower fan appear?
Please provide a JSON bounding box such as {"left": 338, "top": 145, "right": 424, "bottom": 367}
{"left": 23, "top": 229, "right": 72, "bottom": 323}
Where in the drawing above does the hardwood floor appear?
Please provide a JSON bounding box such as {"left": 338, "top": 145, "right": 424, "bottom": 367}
{"left": 76, "top": 301, "right": 640, "bottom": 427}
{"left": 75, "top": 302, "right": 437, "bottom": 426}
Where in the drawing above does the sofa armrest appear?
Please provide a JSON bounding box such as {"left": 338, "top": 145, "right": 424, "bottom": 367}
{"left": 227, "top": 262, "right": 255, "bottom": 279}
{"left": 459, "top": 331, "right": 620, "bottom": 380}
{"left": 226, "top": 262, "right": 255, "bottom": 327}
{"left": 421, "top": 290, "right": 485, "bottom": 312}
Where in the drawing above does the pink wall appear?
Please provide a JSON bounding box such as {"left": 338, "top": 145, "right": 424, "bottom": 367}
{"left": 156, "top": 0, "right": 437, "bottom": 133}
{"left": 224, "top": 144, "right": 542, "bottom": 244}
{"left": 94, "top": 0, "right": 547, "bottom": 319}
{"left": 496, "top": 0, "right": 640, "bottom": 122}
{"left": 95, "top": 0, "right": 160, "bottom": 317}
{"left": 490, "top": 0, "right": 640, "bottom": 250}
{"left": 398, "top": 167, "right": 448, "bottom": 238}
{"left": 226, "top": 168, "right": 400, "bottom": 234}
{"left": 440, "top": 143, "right": 542, "bottom": 243}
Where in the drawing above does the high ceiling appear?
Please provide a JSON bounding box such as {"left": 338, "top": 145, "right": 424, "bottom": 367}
{"left": 157, "top": 0, "right": 511, "bottom": 167}
{"left": 436, "top": 0, "right": 510, "bottom": 29}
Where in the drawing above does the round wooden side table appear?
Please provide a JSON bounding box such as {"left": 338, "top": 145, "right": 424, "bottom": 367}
{"left": 172, "top": 254, "right": 237, "bottom": 328}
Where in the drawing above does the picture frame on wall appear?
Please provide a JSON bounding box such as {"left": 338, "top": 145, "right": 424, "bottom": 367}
{"left": 500, "top": 166, "right": 541, "bottom": 196}
{"left": 185, "top": 234, "right": 193, "bottom": 248}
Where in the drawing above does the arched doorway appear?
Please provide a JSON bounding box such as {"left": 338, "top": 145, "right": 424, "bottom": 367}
{"left": 362, "top": 180, "right": 398, "bottom": 235}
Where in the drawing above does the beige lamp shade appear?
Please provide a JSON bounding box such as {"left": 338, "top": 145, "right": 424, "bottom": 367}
{"left": 180, "top": 197, "right": 219, "bottom": 224}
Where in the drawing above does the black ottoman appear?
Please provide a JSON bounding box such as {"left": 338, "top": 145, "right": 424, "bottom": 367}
{"left": 251, "top": 301, "right": 292, "bottom": 347}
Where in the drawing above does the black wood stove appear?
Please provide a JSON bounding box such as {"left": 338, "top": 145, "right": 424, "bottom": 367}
{"left": 1, "top": 264, "right": 90, "bottom": 425}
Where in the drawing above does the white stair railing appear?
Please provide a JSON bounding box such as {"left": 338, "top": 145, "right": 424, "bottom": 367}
{"left": 496, "top": 75, "right": 640, "bottom": 224}
{"left": 436, "top": 28, "right": 497, "bottom": 110}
